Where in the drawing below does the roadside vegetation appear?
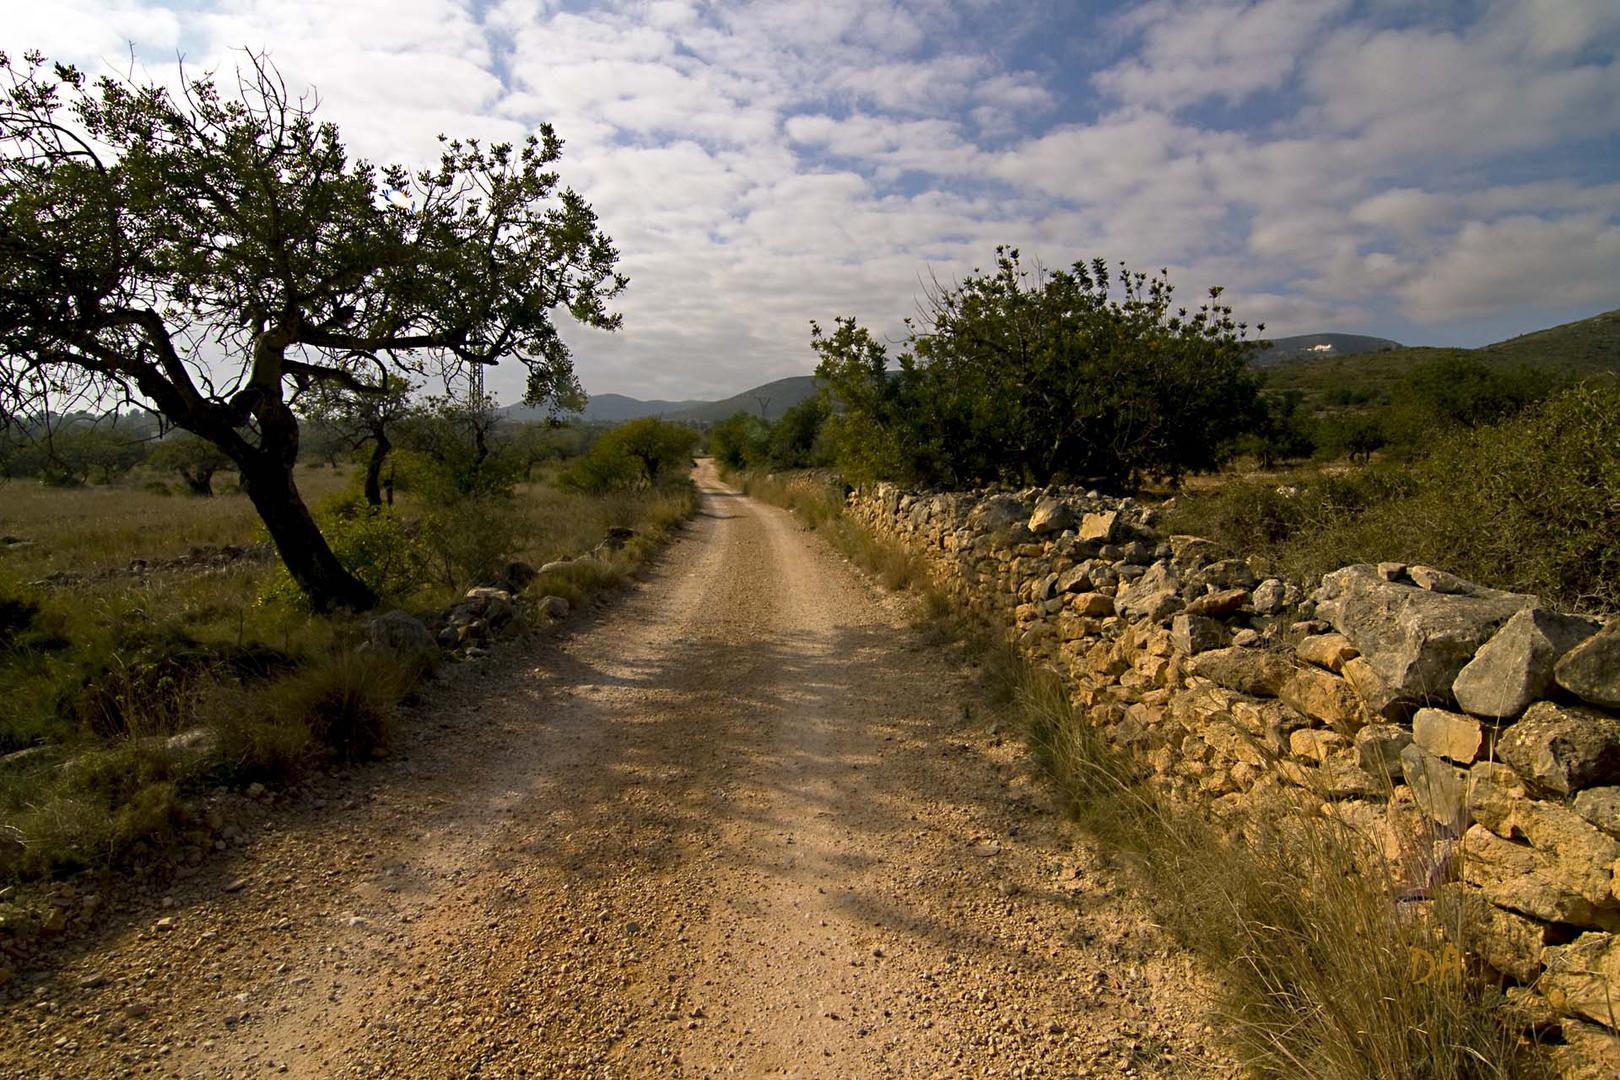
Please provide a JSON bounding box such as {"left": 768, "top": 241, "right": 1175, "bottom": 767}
{"left": 743, "top": 469, "right": 1553, "bottom": 1078}
{"left": 0, "top": 414, "right": 698, "bottom": 889}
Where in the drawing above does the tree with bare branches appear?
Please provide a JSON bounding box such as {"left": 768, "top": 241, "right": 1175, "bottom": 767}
{"left": 0, "top": 50, "right": 623, "bottom": 609}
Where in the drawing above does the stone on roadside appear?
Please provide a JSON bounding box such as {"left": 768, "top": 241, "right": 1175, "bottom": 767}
{"left": 537, "top": 595, "right": 570, "bottom": 619}
{"left": 1184, "top": 587, "right": 1249, "bottom": 619}
{"left": 1313, "top": 564, "right": 1536, "bottom": 702}
{"left": 1251, "top": 578, "right": 1286, "bottom": 616}
{"left": 1279, "top": 666, "right": 1365, "bottom": 732}
{"left": 1028, "top": 498, "right": 1075, "bottom": 536}
{"left": 1186, "top": 646, "right": 1289, "bottom": 698}
{"left": 1497, "top": 701, "right": 1620, "bottom": 797}
{"left": 1453, "top": 608, "right": 1601, "bottom": 720}
{"left": 365, "top": 610, "right": 436, "bottom": 656}
{"left": 1554, "top": 619, "right": 1620, "bottom": 711}
{"left": 1295, "top": 633, "right": 1358, "bottom": 673}
{"left": 1355, "top": 723, "right": 1412, "bottom": 777}
{"left": 1167, "top": 535, "right": 1220, "bottom": 566}
{"left": 1400, "top": 743, "right": 1468, "bottom": 830}
{"left": 1411, "top": 708, "right": 1484, "bottom": 764}
{"left": 1541, "top": 934, "right": 1620, "bottom": 1028}
{"left": 1573, "top": 787, "right": 1620, "bottom": 839}
{"left": 1116, "top": 561, "right": 1182, "bottom": 622}
{"left": 1077, "top": 510, "right": 1121, "bottom": 544}
{"left": 1171, "top": 613, "right": 1227, "bottom": 656}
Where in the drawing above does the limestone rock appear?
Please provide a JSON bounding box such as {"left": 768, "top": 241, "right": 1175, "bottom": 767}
{"left": 1340, "top": 655, "right": 1410, "bottom": 722}
{"left": 1556, "top": 619, "right": 1620, "bottom": 711}
{"left": 1168, "top": 535, "right": 1220, "bottom": 566}
{"left": 1295, "top": 633, "right": 1358, "bottom": 673}
{"left": 1541, "top": 933, "right": 1620, "bottom": 1029}
{"left": 1251, "top": 578, "right": 1286, "bottom": 616}
{"left": 1411, "top": 708, "right": 1483, "bottom": 764}
{"left": 1355, "top": 723, "right": 1412, "bottom": 777}
{"left": 1290, "top": 727, "right": 1350, "bottom": 764}
{"left": 1184, "top": 587, "right": 1249, "bottom": 619}
{"left": 1453, "top": 608, "right": 1601, "bottom": 720}
{"left": 1497, "top": 701, "right": 1620, "bottom": 797}
{"left": 1070, "top": 593, "right": 1116, "bottom": 618}
{"left": 1408, "top": 565, "right": 1488, "bottom": 595}
{"left": 1469, "top": 900, "right": 1551, "bottom": 983}
{"left": 1401, "top": 743, "right": 1467, "bottom": 831}
{"left": 967, "top": 494, "right": 1028, "bottom": 531}
{"left": 365, "top": 610, "right": 436, "bottom": 656}
{"left": 1171, "top": 614, "right": 1227, "bottom": 656}
{"left": 1077, "top": 511, "right": 1121, "bottom": 543}
{"left": 1028, "top": 497, "right": 1075, "bottom": 536}
{"left": 537, "top": 595, "right": 570, "bottom": 619}
{"left": 1504, "top": 800, "right": 1620, "bottom": 910}
{"left": 1574, "top": 787, "right": 1620, "bottom": 839}
{"left": 1550, "top": 1017, "right": 1620, "bottom": 1079}
{"left": 1187, "top": 647, "right": 1289, "bottom": 698}
{"left": 1117, "top": 561, "right": 1183, "bottom": 623}
{"left": 1313, "top": 564, "right": 1536, "bottom": 703}
{"left": 1467, "top": 761, "right": 1529, "bottom": 836}
{"left": 1462, "top": 825, "right": 1619, "bottom": 927}
{"left": 1187, "top": 558, "right": 1260, "bottom": 592}
{"left": 1280, "top": 666, "right": 1365, "bottom": 733}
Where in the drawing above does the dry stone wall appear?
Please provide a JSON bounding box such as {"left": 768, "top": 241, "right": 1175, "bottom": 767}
{"left": 849, "top": 482, "right": 1620, "bottom": 1050}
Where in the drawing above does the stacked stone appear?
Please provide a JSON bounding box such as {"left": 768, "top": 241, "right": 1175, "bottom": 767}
{"left": 847, "top": 482, "right": 1620, "bottom": 1052}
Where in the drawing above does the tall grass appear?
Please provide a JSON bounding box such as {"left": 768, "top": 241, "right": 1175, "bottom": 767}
{"left": 998, "top": 645, "right": 1550, "bottom": 1078}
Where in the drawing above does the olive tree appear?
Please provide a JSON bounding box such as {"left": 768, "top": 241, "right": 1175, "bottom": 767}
{"left": 0, "top": 51, "right": 623, "bottom": 609}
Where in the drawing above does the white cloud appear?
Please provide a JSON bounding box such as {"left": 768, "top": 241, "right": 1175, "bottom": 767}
{"left": 1095, "top": 0, "right": 1352, "bottom": 110}
{"left": 1403, "top": 215, "right": 1620, "bottom": 322}
{"left": 3, "top": 0, "right": 1615, "bottom": 396}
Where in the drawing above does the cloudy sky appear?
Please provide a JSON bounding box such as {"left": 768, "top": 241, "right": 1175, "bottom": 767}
{"left": 7, "top": 0, "right": 1619, "bottom": 401}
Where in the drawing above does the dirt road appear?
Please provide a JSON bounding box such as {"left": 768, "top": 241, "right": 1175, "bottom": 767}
{"left": 1, "top": 464, "right": 1234, "bottom": 1078}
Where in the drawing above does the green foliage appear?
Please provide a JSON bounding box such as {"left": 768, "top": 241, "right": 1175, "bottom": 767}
{"left": 259, "top": 496, "right": 431, "bottom": 608}
{"left": 814, "top": 249, "right": 1263, "bottom": 487}
{"left": 395, "top": 396, "right": 520, "bottom": 501}
{"left": 565, "top": 417, "right": 697, "bottom": 491}
{"left": 765, "top": 396, "right": 831, "bottom": 468}
{"left": 708, "top": 412, "right": 770, "bottom": 470}
{"left": 1170, "top": 379, "right": 1620, "bottom": 612}
{"left": 147, "top": 433, "right": 233, "bottom": 495}
{"left": 421, "top": 496, "right": 527, "bottom": 590}
{"left": 1231, "top": 388, "right": 1315, "bottom": 468}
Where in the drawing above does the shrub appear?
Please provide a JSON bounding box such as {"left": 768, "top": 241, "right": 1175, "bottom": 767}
{"left": 1168, "top": 380, "right": 1620, "bottom": 612}
{"left": 258, "top": 495, "right": 431, "bottom": 607}
{"left": 421, "top": 495, "right": 527, "bottom": 590}
{"left": 211, "top": 650, "right": 412, "bottom": 774}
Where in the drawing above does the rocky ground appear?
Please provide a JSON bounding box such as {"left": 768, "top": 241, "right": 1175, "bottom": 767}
{"left": 0, "top": 464, "right": 1236, "bottom": 1078}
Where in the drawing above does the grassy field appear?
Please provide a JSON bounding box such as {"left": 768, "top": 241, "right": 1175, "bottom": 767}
{"left": 0, "top": 463, "right": 696, "bottom": 888}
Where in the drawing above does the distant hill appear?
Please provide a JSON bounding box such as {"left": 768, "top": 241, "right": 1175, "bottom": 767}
{"left": 1263, "top": 308, "right": 1620, "bottom": 403}
{"left": 503, "top": 375, "right": 821, "bottom": 426}
{"left": 1252, "top": 333, "right": 1403, "bottom": 366}
{"left": 661, "top": 376, "right": 820, "bottom": 424}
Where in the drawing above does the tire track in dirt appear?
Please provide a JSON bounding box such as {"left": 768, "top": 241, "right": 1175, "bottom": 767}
{"left": 0, "top": 463, "right": 1237, "bottom": 1078}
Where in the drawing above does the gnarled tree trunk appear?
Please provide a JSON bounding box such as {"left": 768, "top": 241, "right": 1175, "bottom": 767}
{"left": 238, "top": 452, "right": 377, "bottom": 612}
